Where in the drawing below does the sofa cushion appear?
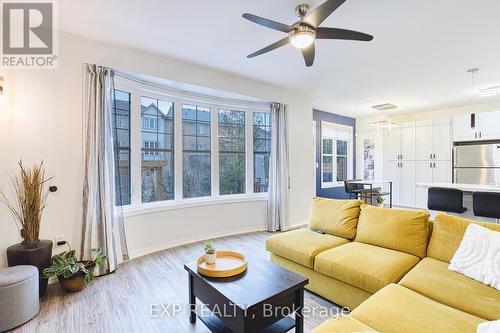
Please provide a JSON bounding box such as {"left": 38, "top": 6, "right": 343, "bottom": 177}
{"left": 265, "top": 229, "right": 349, "bottom": 268}
{"left": 311, "top": 316, "right": 376, "bottom": 333}
{"left": 314, "top": 242, "right": 420, "bottom": 293}
{"left": 354, "top": 205, "right": 429, "bottom": 258}
{"left": 399, "top": 257, "right": 500, "bottom": 320}
{"left": 308, "top": 197, "right": 363, "bottom": 239}
{"left": 427, "top": 213, "right": 500, "bottom": 263}
{"left": 271, "top": 253, "right": 373, "bottom": 310}
{"left": 351, "top": 284, "right": 485, "bottom": 333}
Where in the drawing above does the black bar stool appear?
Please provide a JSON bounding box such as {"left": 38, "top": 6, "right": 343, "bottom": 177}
{"left": 428, "top": 187, "right": 467, "bottom": 214}
{"left": 344, "top": 180, "right": 364, "bottom": 200}
{"left": 473, "top": 192, "right": 500, "bottom": 223}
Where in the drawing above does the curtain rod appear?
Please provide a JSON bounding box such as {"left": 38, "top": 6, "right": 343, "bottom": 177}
{"left": 99, "top": 65, "right": 273, "bottom": 109}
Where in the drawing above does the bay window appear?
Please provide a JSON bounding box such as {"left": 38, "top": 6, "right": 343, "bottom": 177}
{"left": 113, "top": 78, "right": 271, "bottom": 209}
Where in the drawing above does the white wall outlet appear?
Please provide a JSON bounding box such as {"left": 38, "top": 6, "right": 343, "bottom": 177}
{"left": 55, "top": 235, "right": 65, "bottom": 246}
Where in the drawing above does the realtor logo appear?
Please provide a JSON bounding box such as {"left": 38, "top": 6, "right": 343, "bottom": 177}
{"left": 1, "top": 1, "right": 57, "bottom": 68}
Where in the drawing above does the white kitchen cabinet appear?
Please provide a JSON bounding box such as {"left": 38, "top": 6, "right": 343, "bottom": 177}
{"left": 477, "top": 111, "right": 500, "bottom": 140}
{"left": 434, "top": 160, "right": 452, "bottom": 183}
{"left": 434, "top": 119, "right": 452, "bottom": 160}
{"left": 415, "top": 120, "right": 434, "bottom": 160}
{"left": 400, "top": 123, "right": 416, "bottom": 161}
{"left": 384, "top": 122, "right": 415, "bottom": 160}
{"left": 452, "top": 114, "right": 476, "bottom": 142}
{"left": 385, "top": 127, "right": 402, "bottom": 160}
{"left": 453, "top": 111, "right": 500, "bottom": 142}
{"left": 415, "top": 160, "right": 432, "bottom": 209}
{"left": 416, "top": 119, "right": 451, "bottom": 160}
{"left": 383, "top": 160, "right": 415, "bottom": 207}
{"left": 400, "top": 161, "right": 416, "bottom": 207}
{"left": 415, "top": 160, "right": 452, "bottom": 208}
{"left": 382, "top": 119, "right": 452, "bottom": 209}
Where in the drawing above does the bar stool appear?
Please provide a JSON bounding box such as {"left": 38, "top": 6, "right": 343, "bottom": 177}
{"left": 473, "top": 192, "right": 500, "bottom": 223}
{"left": 428, "top": 187, "right": 467, "bottom": 214}
{"left": 344, "top": 180, "right": 364, "bottom": 199}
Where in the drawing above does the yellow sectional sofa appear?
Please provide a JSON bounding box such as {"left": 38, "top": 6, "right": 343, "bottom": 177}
{"left": 265, "top": 198, "right": 500, "bottom": 332}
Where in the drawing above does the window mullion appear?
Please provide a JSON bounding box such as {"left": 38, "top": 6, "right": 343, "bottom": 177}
{"left": 130, "top": 89, "right": 142, "bottom": 206}
{"left": 212, "top": 105, "right": 220, "bottom": 197}
{"left": 174, "top": 100, "right": 183, "bottom": 201}
{"left": 246, "top": 111, "right": 253, "bottom": 194}
{"left": 334, "top": 139, "right": 338, "bottom": 183}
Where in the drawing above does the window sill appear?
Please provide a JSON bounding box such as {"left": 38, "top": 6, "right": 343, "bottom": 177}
{"left": 123, "top": 194, "right": 269, "bottom": 218}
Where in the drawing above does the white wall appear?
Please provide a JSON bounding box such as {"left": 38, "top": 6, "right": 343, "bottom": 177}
{"left": 355, "top": 100, "right": 500, "bottom": 179}
{"left": 0, "top": 32, "right": 314, "bottom": 267}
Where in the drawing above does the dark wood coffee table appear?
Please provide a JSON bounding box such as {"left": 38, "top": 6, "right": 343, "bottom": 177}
{"left": 184, "top": 255, "right": 308, "bottom": 333}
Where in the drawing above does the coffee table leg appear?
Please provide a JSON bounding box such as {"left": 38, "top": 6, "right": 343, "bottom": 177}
{"left": 189, "top": 274, "right": 196, "bottom": 323}
{"left": 295, "top": 288, "right": 304, "bottom": 333}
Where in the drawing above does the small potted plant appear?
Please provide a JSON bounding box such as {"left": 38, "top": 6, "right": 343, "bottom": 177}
{"left": 204, "top": 240, "right": 216, "bottom": 265}
{"left": 376, "top": 196, "right": 385, "bottom": 207}
{"left": 43, "top": 248, "right": 106, "bottom": 293}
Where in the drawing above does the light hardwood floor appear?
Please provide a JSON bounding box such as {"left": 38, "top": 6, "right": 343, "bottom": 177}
{"left": 11, "top": 232, "right": 340, "bottom": 333}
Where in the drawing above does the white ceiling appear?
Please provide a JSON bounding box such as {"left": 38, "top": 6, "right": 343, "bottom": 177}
{"left": 58, "top": 0, "right": 500, "bottom": 117}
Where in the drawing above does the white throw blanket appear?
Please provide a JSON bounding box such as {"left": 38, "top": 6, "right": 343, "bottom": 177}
{"left": 477, "top": 319, "right": 500, "bottom": 333}
{"left": 448, "top": 223, "right": 500, "bottom": 291}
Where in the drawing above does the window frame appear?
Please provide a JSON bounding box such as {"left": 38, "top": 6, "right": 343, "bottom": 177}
{"left": 140, "top": 95, "right": 175, "bottom": 203}
{"left": 252, "top": 112, "right": 272, "bottom": 193}
{"left": 182, "top": 104, "right": 212, "bottom": 199}
{"left": 114, "top": 77, "right": 270, "bottom": 212}
{"left": 320, "top": 122, "right": 354, "bottom": 189}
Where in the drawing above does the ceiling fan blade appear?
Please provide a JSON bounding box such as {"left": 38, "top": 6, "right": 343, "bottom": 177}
{"left": 304, "top": 0, "right": 346, "bottom": 28}
{"left": 242, "top": 13, "right": 291, "bottom": 33}
{"left": 316, "top": 27, "right": 373, "bottom": 41}
{"left": 247, "top": 37, "right": 290, "bottom": 58}
{"left": 301, "top": 43, "right": 315, "bottom": 67}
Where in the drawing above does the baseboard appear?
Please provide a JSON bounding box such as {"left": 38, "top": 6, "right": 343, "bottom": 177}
{"left": 127, "top": 225, "right": 268, "bottom": 260}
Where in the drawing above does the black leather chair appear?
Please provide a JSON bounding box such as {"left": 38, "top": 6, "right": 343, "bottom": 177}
{"left": 427, "top": 187, "right": 467, "bottom": 213}
{"left": 473, "top": 192, "right": 500, "bottom": 223}
{"left": 344, "top": 180, "right": 364, "bottom": 199}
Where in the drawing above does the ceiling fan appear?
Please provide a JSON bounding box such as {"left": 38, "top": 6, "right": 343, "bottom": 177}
{"left": 242, "top": 0, "right": 373, "bottom": 67}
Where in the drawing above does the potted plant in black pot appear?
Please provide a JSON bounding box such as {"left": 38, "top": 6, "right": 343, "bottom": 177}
{"left": 0, "top": 161, "right": 54, "bottom": 296}
{"left": 43, "top": 248, "right": 106, "bottom": 293}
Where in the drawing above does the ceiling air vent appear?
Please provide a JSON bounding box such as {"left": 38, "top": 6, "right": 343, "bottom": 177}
{"left": 372, "top": 103, "right": 397, "bottom": 111}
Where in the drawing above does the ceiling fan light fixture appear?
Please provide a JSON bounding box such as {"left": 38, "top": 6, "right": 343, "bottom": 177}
{"left": 289, "top": 27, "right": 316, "bottom": 49}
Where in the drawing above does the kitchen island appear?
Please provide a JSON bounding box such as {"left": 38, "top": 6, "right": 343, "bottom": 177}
{"left": 416, "top": 182, "right": 500, "bottom": 222}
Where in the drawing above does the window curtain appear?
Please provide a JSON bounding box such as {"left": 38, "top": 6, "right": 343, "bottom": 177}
{"left": 81, "top": 64, "right": 129, "bottom": 276}
{"left": 267, "top": 102, "right": 290, "bottom": 232}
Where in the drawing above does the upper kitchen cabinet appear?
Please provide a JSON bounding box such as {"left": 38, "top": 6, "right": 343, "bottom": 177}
{"left": 415, "top": 118, "right": 451, "bottom": 160}
{"left": 452, "top": 114, "right": 476, "bottom": 142}
{"left": 453, "top": 111, "right": 500, "bottom": 142}
{"left": 384, "top": 122, "right": 416, "bottom": 160}
{"left": 477, "top": 111, "right": 500, "bottom": 140}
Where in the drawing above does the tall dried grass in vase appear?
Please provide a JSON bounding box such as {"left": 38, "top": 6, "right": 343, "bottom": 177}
{"left": 0, "top": 161, "right": 53, "bottom": 243}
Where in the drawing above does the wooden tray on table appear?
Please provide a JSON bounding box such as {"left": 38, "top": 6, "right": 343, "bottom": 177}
{"left": 196, "top": 251, "right": 247, "bottom": 278}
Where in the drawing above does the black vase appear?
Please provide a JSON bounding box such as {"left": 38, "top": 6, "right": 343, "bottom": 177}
{"left": 7, "top": 240, "right": 53, "bottom": 297}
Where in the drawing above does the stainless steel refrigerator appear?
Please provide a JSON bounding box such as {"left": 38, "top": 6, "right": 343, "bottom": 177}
{"left": 453, "top": 143, "right": 500, "bottom": 185}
